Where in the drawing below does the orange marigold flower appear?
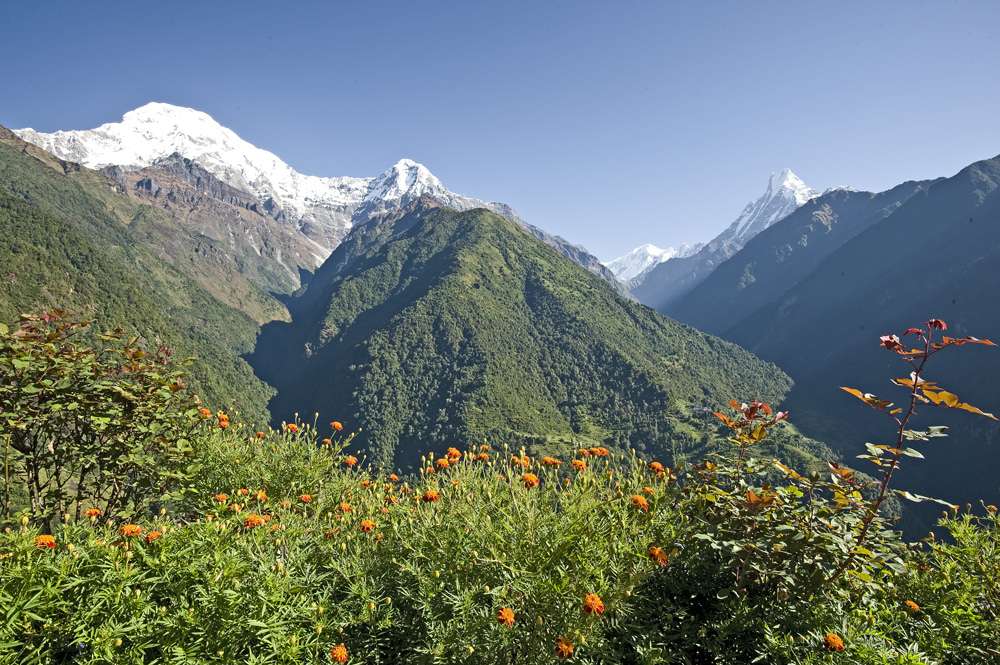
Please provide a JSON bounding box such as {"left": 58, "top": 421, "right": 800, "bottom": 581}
{"left": 230, "top": 503, "right": 242, "bottom": 512}
{"left": 345, "top": 456, "right": 358, "bottom": 467}
{"left": 510, "top": 455, "right": 523, "bottom": 467}
{"left": 447, "top": 447, "right": 461, "bottom": 460}
{"left": 217, "top": 412, "right": 229, "bottom": 421}
{"left": 631, "top": 495, "right": 649, "bottom": 511}
{"left": 199, "top": 408, "right": 212, "bottom": 417}
{"left": 436, "top": 458, "right": 450, "bottom": 470}
{"left": 648, "top": 546, "right": 669, "bottom": 565}
{"left": 385, "top": 495, "right": 398, "bottom": 505}
{"left": 120, "top": 524, "right": 143, "bottom": 537}
{"left": 497, "top": 606, "right": 515, "bottom": 627}
{"left": 425, "top": 466, "right": 435, "bottom": 474}
{"left": 285, "top": 423, "right": 298, "bottom": 433}
{"left": 255, "top": 490, "right": 268, "bottom": 502}
{"left": 541, "top": 456, "right": 562, "bottom": 467}
{"left": 84, "top": 508, "right": 102, "bottom": 517}
{"left": 480, "top": 444, "right": 490, "bottom": 451}
{"left": 823, "top": 633, "right": 845, "bottom": 652}
{"left": 299, "top": 494, "right": 312, "bottom": 503}
{"left": 361, "top": 480, "right": 373, "bottom": 488}
{"left": 389, "top": 474, "right": 399, "bottom": 482}
{"left": 339, "top": 502, "right": 352, "bottom": 513}
{"left": 279, "top": 500, "right": 290, "bottom": 508}
{"left": 331, "top": 643, "right": 348, "bottom": 663}
{"left": 145, "top": 530, "right": 163, "bottom": 542}
{"left": 244, "top": 514, "right": 265, "bottom": 528}
{"left": 237, "top": 488, "right": 249, "bottom": 496}
{"left": 475, "top": 453, "right": 490, "bottom": 462}
{"left": 594, "top": 447, "right": 610, "bottom": 457}
{"left": 331, "top": 421, "right": 344, "bottom": 432}
{"left": 33, "top": 535, "right": 56, "bottom": 549}
{"left": 422, "top": 489, "right": 439, "bottom": 503}
{"left": 571, "top": 459, "right": 586, "bottom": 472}
{"left": 643, "top": 486, "right": 655, "bottom": 495}
{"left": 521, "top": 473, "right": 540, "bottom": 488}
{"left": 555, "top": 637, "right": 574, "bottom": 659}
{"left": 321, "top": 438, "right": 332, "bottom": 445}
{"left": 986, "top": 504, "right": 997, "bottom": 512}
{"left": 360, "top": 520, "right": 376, "bottom": 532}
{"left": 904, "top": 600, "right": 920, "bottom": 613}
{"left": 583, "top": 593, "right": 604, "bottom": 616}
{"left": 648, "top": 461, "right": 665, "bottom": 473}
{"left": 256, "top": 431, "right": 265, "bottom": 438}
{"left": 577, "top": 448, "right": 590, "bottom": 457}
{"left": 218, "top": 421, "right": 230, "bottom": 429}
{"left": 588, "top": 447, "right": 601, "bottom": 456}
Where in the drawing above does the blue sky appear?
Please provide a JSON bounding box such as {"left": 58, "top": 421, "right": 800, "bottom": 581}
{"left": 2, "top": 0, "right": 998, "bottom": 261}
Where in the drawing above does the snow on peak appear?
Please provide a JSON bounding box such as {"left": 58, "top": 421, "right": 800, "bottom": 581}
{"left": 605, "top": 242, "right": 702, "bottom": 282}
{"left": 729, "top": 169, "right": 820, "bottom": 242}
{"left": 365, "top": 158, "right": 446, "bottom": 204}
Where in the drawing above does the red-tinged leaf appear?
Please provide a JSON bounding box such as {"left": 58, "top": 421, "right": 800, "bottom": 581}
{"left": 729, "top": 399, "right": 740, "bottom": 408}
{"left": 713, "top": 412, "right": 735, "bottom": 428}
{"left": 957, "top": 402, "right": 998, "bottom": 420}
{"left": 927, "top": 319, "right": 946, "bottom": 330}
{"left": 903, "top": 328, "right": 924, "bottom": 337}
{"left": 762, "top": 403, "right": 772, "bottom": 416}
{"left": 880, "top": 334, "right": 903, "bottom": 350}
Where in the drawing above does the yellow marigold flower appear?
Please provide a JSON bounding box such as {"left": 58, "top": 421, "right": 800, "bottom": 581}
{"left": 120, "top": 525, "right": 143, "bottom": 537}
{"left": 648, "top": 461, "right": 664, "bottom": 473}
{"left": 299, "top": 494, "right": 312, "bottom": 503}
{"left": 345, "top": 456, "right": 358, "bottom": 467}
{"left": 422, "top": 489, "right": 439, "bottom": 503}
{"left": 631, "top": 495, "right": 649, "bottom": 511}
{"left": 331, "top": 421, "right": 344, "bottom": 432}
{"left": 555, "top": 636, "right": 574, "bottom": 659}
{"left": 145, "top": 530, "right": 163, "bottom": 542}
{"left": 521, "top": 473, "right": 540, "bottom": 488}
{"left": 823, "top": 633, "right": 845, "bottom": 652}
{"left": 436, "top": 458, "right": 450, "bottom": 470}
{"left": 243, "top": 514, "right": 264, "bottom": 528}
{"left": 571, "top": 459, "right": 586, "bottom": 472}
{"left": 360, "top": 520, "right": 376, "bottom": 532}
{"left": 84, "top": 508, "right": 102, "bottom": 517}
{"left": 648, "top": 546, "right": 669, "bottom": 565}
{"left": 33, "top": 535, "right": 56, "bottom": 549}
{"left": 497, "top": 606, "right": 515, "bottom": 627}
{"left": 583, "top": 593, "right": 604, "bottom": 616}
{"left": 331, "top": 643, "right": 348, "bottom": 663}
{"left": 904, "top": 600, "right": 920, "bottom": 613}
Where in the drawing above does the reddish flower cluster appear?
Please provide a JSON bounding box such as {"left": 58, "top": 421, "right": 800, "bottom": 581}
{"left": 589, "top": 447, "right": 609, "bottom": 457}
{"left": 446, "top": 447, "right": 462, "bottom": 461}
{"left": 299, "top": 494, "right": 312, "bottom": 503}
{"left": 497, "top": 607, "right": 515, "bottom": 627}
{"left": 583, "top": 593, "right": 604, "bottom": 616}
{"left": 331, "top": 643, "right": 348, "bottom": 663}
{"left": 823, "top": 633, "right": 845, "bottom": 652}
{"left": 217, "top": 412, "right": 230, "bottom": 429}
{"left": 243, "top": 514, "right": 265, "bottom": 528}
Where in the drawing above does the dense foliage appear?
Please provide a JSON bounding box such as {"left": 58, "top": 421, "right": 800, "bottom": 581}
{"left": 252, "top": 207, "right": 806, "bottom": 473}
{"left": 2, "top": 317, "right": 997, "bottom": 663}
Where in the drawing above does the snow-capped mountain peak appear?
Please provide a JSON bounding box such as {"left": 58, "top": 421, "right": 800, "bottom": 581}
{"left": 605, "top": 242, "right": 702, "bottom": 282}
{"left": 729, "top": 169, "right": 820, "bottom": 242}
{"left": 365, "top": 158, "right": 446, "bottom": 204}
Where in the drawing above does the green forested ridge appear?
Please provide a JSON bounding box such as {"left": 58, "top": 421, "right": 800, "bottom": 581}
{"left": 252, "top": 205, "right": 830, "bottom": 472}
{"left": 0, "top": 130, "right": 275, "bottom": 422}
